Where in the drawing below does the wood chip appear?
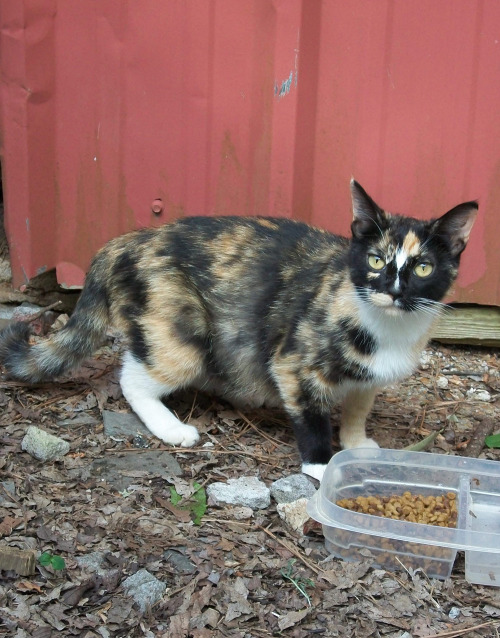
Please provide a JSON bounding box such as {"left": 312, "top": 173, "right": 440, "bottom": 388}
{"left": 0, "top": 546, "right": 36, "bottom": 575}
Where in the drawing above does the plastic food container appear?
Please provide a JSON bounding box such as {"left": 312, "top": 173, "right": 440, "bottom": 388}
{"left": 307, "top": 448, "right": 500, "bottom": 584}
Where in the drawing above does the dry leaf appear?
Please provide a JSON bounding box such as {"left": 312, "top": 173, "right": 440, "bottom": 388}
{"left": 15, "top": 581, "right": 43, "bottom": 593}
{"left": 154, "top": 495, "right": 192, "bottom": 523}
{"left": 278, "top": 608, "right": 309, "bottom": 631}
{"left": 0, "top": 515, "right": 23, "bottom": 537}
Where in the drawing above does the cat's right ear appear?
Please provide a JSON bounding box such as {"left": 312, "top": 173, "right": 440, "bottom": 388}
{"left": 350, "top": 179, "right": 387, "bottom": 239}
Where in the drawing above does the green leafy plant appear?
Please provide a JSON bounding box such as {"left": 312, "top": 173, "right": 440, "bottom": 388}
{"left": 169, "top": 481, "right": 207, "bottom": 526}
{"left": 281, "top": 559, "right": 315, "bottom": 607}
{"left": 39, "top": 551, "right": 66, "bottom": 571}
{"left": 169, "top": 486, "right": 182, "bottom": 506}
{"left": 485, "top": 433, "right": 500, "bottom": 449}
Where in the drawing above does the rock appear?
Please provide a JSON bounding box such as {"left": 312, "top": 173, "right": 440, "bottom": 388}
{"left": 207, "top": 476, "right": 270, "bottom": 510}
{"left": 164, "top": 549, "right": 196, "bottom": 574}
{"left": 419, "top": 351, "right": 432, "bottom": 370}
{"left": 76, "top": 552, "right": 107, "bottom": 573}
{"left": 467, "top": 388, "right": 491, "bottom": 402}
{"left": 122, "top": 569, "right": 166, "bottom": 613}
{"left": 436, "top": 376, "right": 449, "bottom": 389}
{"left": 448, "top": 606, "right": 461, "bottom": 620}
{"left": 276, "top": 498, "right": 310, "bottom": 533}
{"left": 91, "top": 450, "right": 182, "bottom": 491}
{"left": 0, "top": 302, "right": 40, "bottom": 322}
{"left": 21, "top": 426, "right": 70, "bottom": 462}
{"left": 11, "top": 303, "right": 43, "bottom": 321}
{"left": 102, "top": 410, "right": 151, "bottom": 440}
{"left": 270, "top": 474, "right": 316, "bottom": 504}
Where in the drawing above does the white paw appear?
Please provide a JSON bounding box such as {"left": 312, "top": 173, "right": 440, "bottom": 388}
{"left": 157, "top": 424, "right": 200, "bottom": 448}
{"left": 301, "top": 463, "right": 327, "bottom": 482}
{"left": 356, "top": 437, "right": 380, "bottom": 449}
{"left": 341, "top": 435, "right": 380, "bottom": 450}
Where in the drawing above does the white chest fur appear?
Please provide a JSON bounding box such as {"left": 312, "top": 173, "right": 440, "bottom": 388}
{"left": 356, "top": 298, "right": 437, "bottom": 385}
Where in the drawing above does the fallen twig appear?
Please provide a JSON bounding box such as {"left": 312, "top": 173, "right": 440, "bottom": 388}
{"left": 426, "top": 620, "right": 498, "bottom": 638}
{"left": 24, "top": 300, "right": 63, "bottom": 323}
{"left": 257, "top": 525, "right": 322, "bottom": 576}
{"left": 463, "top": 417, "right": 495, "bottom": 458}
{"left": 236, "top": 410, "right": 293, "bottom": 448}
{"left": 104, "top": 445, "right": 294, "bottom": 463}
{"left": 31, "top": 389, "right": 90, "bottom": 410}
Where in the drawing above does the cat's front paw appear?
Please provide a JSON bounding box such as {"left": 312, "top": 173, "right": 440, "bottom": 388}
{"left": 301, "top": 463, "right": 327, "bottom": 482}
{"left": 159, "top": 424, "right": 200, "bottom": 448}
{"left": 340, "top": 435, "right": 380, "bottom": 450}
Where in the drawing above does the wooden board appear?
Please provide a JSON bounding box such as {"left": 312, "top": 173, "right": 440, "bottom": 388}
{"left": 0, "top": 546, "right": 36, "bottom": 576}
{"left": 432, "top": 305, "right": 500, "bottom": 347}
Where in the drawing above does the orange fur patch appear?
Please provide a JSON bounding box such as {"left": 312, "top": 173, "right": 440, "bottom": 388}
{"left": 402, "top": 231, "right": 421, "bottom": 256}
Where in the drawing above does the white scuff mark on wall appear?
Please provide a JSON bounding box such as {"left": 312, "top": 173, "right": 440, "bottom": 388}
{"left": 274, "top": 70, "right": 296, "bottom": 98}
{"left": 274, "top": 30, "right": 299, "bottom": 99}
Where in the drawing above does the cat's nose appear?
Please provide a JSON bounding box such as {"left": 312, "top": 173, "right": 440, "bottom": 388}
{"left": 388, "top": 285, "right": 403, "bottom": 300}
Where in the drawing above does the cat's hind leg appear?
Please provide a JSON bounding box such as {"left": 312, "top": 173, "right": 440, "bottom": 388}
{"left": 339, "top": 386, "right": 379, "bottom": 450}
{"left": 119, "top": 351, "right": 200, "bottom": 447}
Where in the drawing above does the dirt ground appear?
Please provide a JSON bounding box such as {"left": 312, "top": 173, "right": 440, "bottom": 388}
{"left": 1, "top": 324, "right": 500, "bottom": 637}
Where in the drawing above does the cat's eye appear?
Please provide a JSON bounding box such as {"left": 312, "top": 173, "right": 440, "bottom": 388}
{"left": 368, "top": 254, "right": 386, "bottom": 270}
{"left": 414, "top": 262, "right": 434, "bottom": 278}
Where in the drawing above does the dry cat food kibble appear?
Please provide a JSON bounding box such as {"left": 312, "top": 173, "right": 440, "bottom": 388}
{"left": 336, "top": 491, "right": 458, "bottom": 527}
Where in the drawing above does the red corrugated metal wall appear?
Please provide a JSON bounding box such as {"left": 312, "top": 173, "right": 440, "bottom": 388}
{"left": 0, "top": 1, "right": 498, "bottom": 303}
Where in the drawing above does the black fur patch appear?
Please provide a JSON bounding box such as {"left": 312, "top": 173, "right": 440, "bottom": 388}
{"left": 129, "top": 318, "right": 150, "bottom": 363}
{"left": 290, "top": 406, "right": 333, "bottom": 465}
{"left": 173, "top": 304, "right": 210, "bottom": 350}
{"left": 112, "top": 252, "right": 148, "bottom": 308}
{"left": 112, "top": 252, "right": 151, "bottom": 363}
{"left": 340, "top": 319, "right": 376, "bottom": 356}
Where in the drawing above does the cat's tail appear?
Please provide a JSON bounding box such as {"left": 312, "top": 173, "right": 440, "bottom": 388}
{"left": 0, "top": 253, "right": 110, "bottom": 383}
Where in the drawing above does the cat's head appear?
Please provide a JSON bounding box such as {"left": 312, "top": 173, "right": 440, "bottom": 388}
{"left": 348, "top": 180, "right": 477, "bottom": 315}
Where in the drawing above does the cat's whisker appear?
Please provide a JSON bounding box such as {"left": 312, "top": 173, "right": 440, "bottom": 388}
{"left": 412, "top": 298, "right": 450, "bottom": 316}
{"left": 352, "top": 286, "right": 372, "bottom": 303}
{"left": 412, "top": 307, "right": 442, "bottom": 319}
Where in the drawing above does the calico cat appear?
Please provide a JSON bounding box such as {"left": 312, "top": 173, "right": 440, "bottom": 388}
{"left": 0, "top": 180, "right": 477, "bottom": 481}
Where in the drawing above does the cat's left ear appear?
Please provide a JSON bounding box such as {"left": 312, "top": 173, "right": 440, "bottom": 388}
{"left": 432, "top": 201, "right": 478, "bottom": 257}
